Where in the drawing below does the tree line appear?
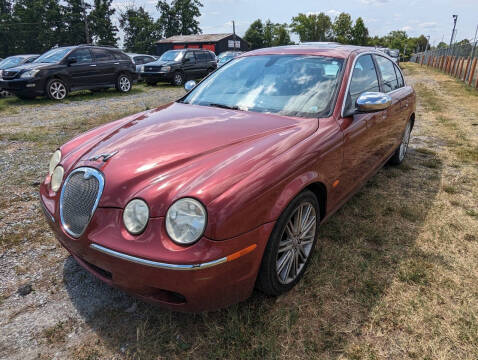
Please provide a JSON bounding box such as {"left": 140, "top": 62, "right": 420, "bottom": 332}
{"left": 1, "top": 1, "right": 431, "bottom": 59}
{"left": 244, "top": 13, "right": 430, "bottom": 60}
{"left": 0, "top": 0, "right": 203, "bottom": 57}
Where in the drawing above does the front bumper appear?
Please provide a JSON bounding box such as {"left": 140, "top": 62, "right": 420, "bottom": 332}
{"left": 40, "top": 187, "right": 273, "bottom": 312}
{"left": 0, "top": 78, "right": 45, "bottom": 95}
{"left": 140, "top": 72, "right": 172, "bottom": 82}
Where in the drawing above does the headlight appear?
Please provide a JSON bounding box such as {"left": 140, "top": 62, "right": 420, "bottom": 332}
{"left": 48, "top": 150, "right": 61, "bottom": 176}
{"left": 123, "top": 199, "right": 149, "bottom": 235}
{"left": 140, "top": 65, "right": 145, "bottom": 73}
{"left": 0, "top": 70, "right": 3, "bottom": 79}
{"left": 166, "top": 198, "right": 207, "bottom": 245}
{"left": 51, "top": 166, "right": 64, "bottom": 192}
{"left": 161, "top": 66, "right": 171, "bottom": 72}
{"left": 20, "top": 69, "right": 40, "bottom": 79}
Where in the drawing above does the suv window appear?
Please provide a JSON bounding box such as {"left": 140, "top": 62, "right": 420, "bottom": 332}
{"left": 195, "top": 51, "right": 208, "bottom": 62}
{"left": 394, "top": 64, "right": 404, "bottom": 87}
{"left": 133, "top": 56, "right": 143, "bottom": 65}
{"left": 375, "top": 55, "right": 399, "bottom": 92}
{"left": 67, "top": 49, "right": 93, "bottom": 64}
{"left": 91, "top": 48, "right": 114, "bottom": 62}
{"left": 348, "top": 54, "right": 380, "bottom": 108}
{"left": 112, "top": 51, "right": 130, "bottom": 61}
{"left": 184, "top": 52, "right": 195, "bottom": 62}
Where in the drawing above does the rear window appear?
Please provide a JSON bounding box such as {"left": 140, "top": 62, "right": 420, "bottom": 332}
{"left": 92, "top": 48, "right": 114, "bottom": 61}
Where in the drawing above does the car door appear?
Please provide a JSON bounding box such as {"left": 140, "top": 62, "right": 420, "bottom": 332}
{"left": 339, "top": 53, "right": 384, "bottom": 190}
{"left": 64, "top": 48, "right": 96, "bottom": 88}
{"left": 373, "top": 55, "right": 404, "bottom": 159}
{"left": 91, "top": 48, "right": 116, "bottom": 84}
{"left": 182, "top": 51, "right": 197, "bottom": 79}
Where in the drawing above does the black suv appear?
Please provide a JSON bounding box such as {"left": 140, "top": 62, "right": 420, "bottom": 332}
{"left": 0, "top": 45, "right": 137, "bottom": 100}
{"left": 141, "top": 49, "right": 217, "bottom": 86}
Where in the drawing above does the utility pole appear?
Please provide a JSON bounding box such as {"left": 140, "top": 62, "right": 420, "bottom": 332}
{"left": 425, "top": 35, "right": 430, "bottom": 52}
{"left": 449, "top": 15, "right": 458, "bottom": 47}
{"left": 81, "top": 0, "right": 90, "bottom": 44}
{"left": 232, "top": 20, "right": 236, "bottom": 51}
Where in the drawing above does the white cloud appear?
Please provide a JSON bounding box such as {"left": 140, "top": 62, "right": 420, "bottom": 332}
{"left": 326, "top": 9, "right": 341, "bottom": 17}
{"left": 360, "top": 0, "right": 390, "bottom": 5}
{"left": 401, "top": 26, "right": 413, "bottom": 32}
{"left": 420, "top": 22, "right": 438, "bottom": 29}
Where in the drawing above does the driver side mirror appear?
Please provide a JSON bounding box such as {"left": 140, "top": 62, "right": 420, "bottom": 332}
{"left": 67, "top": 58, "right": 77, "bottom": 65}
{"left": 356, "top": 92, "right": 392, "bottom": 112}
{"left": 183, "top": 57, "right": 190, "bottom": 63}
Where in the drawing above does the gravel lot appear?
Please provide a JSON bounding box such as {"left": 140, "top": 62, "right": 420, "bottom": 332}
{"left": 0, "top": 86, "right": 184, "bottom": 360}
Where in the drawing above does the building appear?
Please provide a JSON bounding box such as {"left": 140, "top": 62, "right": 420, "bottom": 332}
{"left": 155, "top": 33, "right": 249, "bottom": 56}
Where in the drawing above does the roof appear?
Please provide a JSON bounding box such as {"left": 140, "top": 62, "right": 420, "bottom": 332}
{"left": 156, "top": 33, "right": 233, "bottom": 44}
{"left": 243, "top": 44, "right": 377, "bottom": 59}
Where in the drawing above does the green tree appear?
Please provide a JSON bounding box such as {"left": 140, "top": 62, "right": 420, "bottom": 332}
{"left": 333, "top": 12, "right": 353, "bottom": 44}
{"left": 437, "top": 41, "right": 448, "bottom": 49}
{"left": 157, "top": 0, "right": 202, "bottom": 38}
{"left": 290, "top": 12, "right": 332, "bottom": 42}
{"left": 119, "top": 6, "right": 161, "bottom": 54}
{"left": 89, "top": 0, "right": 118, "bottom": 46}
{"left": 0, "top": 0, "right": 14, "bottom": 57}
{"left": 272, "top": 23, "right": 292, "bottom": 46}
{"left": 351, "top": 17, "right": 368, "bottom": 45}
{"left": 244, "top": 19, "right": 265, "bottom": 49}
{"left": 63, "top": 0, "right": 91, "bottom": 45}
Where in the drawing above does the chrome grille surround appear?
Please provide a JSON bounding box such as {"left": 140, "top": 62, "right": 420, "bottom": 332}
{"left": 59, "top": 167, "right": 105, "bottom": 238}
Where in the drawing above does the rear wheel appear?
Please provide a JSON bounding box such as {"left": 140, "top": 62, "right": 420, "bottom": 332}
{"left": 46, "top": 79, "right": 68, "bottom": 101}
{"left": 116, "top": 73, "right": 132, "bottom": 93}
{"left": 389, "top": 120, "right": 412, "bottom": 165}
{"left": 257, "top": 190, "right": 320, "bottom": 296}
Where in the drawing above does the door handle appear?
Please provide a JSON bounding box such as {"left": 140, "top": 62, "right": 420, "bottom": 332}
{"left": 90, "top": 64, "right": 97, "bottom": 67}
{"left": 114, "top": 62, "right": 119, "bottom": 65}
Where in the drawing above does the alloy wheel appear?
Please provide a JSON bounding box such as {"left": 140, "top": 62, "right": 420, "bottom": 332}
{"left": 399, "top": 121, "right": 412, "bottom": 161}
{"left": 276, "top": 201, "right": 316, "bottom": 284}
{"left": 174, "top": 73, "right": 183, "bottom": 86}
{"left": 119, "top": 76, "right": 131, "bottom": 92}
{"left": 49, "top": 81, "right": 67, "bottom": 100}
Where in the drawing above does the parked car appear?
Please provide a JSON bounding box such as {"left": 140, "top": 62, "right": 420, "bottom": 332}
{"left": 0, "top": 54, "right": 39, "bottom": 97}
{"left": 0, "top": 45, "right": 136, "bottom": 100}
{"left": 126, "top": 53, "right": 157, "bottom": 80}
{"left": 216, "top": 51, "right": 243, "bottom": 68}
{"left": 140, "top": 49, "right": 216, "bottom": 86}
{"left": 377, "top": 48, "right": 400, "bottom": 64}
{"left": 40, "top": 44, "right": 415, "bottom": 312}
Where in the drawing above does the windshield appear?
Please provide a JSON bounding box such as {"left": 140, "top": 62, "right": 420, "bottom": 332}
{"left": 218, "top": 56, "right": 234, "bottom": 64}
{"left": 34, "top": 47, "right": 72, "bottom": 63}
{"left": 0, "top": 56, "right": 24, "bottom": 69}
{"left": 182, "top": 55, "right": 344, "bottom": 118}
{"left": 160, "top": 50, "right": 184, "bottom": 62}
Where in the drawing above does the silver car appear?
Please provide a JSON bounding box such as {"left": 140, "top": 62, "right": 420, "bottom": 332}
{"left": 126, "top": 53, "right": 158, "bottom": 80}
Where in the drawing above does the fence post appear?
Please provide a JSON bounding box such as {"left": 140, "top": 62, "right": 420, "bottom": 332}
{"left": 469, "top": 58, "right": 477, "bottom": 86}
{"left": 450, "top": 57, "right": 456, "bottom": 75}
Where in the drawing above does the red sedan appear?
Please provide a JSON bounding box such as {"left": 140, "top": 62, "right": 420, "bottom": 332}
{"left": 40, "top": 44, "right": 416, "bottom": 312}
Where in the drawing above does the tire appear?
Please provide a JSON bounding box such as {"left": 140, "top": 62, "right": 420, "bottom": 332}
{"left": 46, "top": 79, "right": 68, "bottom": 101}
{"left": 172, "top": 71, "right": 185, "bottom": 86}
{"left": 389, "top": 119, "right": 412, "bottom": 165}
{"left": 116, "top": 73, "right": 132, "bottom": 93}
{"left": 257, "top": 190, "right": 320, "bottom": 296}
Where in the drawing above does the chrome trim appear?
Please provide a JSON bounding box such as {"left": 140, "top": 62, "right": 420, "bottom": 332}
{"left": 90, "top": 243, "right": 227, "bottom": 270}
{"left": 59, "top": 167, "right": 105, "bottom": 238}
{"left": 340, "top": 51, "right": 407, "bottom": 118}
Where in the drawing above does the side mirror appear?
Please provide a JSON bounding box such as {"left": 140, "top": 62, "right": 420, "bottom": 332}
{"left": 356, "top": 92, "right": 392, "bottom": 112}
{"left": 184, "top": 80, "right": 197, "bottom": 92}
{"left": 183, "top": 57, "right": 190, "bottom": 63}
{"left": 67, "top": 58, "right": 77, "bottom": 65}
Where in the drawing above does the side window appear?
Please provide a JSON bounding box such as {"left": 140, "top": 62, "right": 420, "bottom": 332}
{"left": 67, "top": 49, "right": 93, "bottom": 64}
{"left": 375, "top": 55, "right": 399, "bottom": 92}
{"left": 184, "top": 52, "right": 195, "bottom": 62}
{"left": 347, "top": 54, "right": 380, "bottom": 108}
{"left": 195, "top": 52, "right": 207, "bottom": 62}
{"left": 133, "top": 56, "right": 143, "bottom": 65}
{"left": 91, "top": 48, "right": 114, "bottom": 62}
{"left": 144, "top": 56, "right": 155, "bottom": 64}
{"left": 394, "top": 64, "right": 404, "bottom": 88}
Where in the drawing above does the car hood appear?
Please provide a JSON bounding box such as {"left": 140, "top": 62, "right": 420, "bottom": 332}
{"left": 64, "top": 102, "right": 318, "bottom": 216}
{"left": 4, "top": 62, "right": 56, "bottom": 72}
{"left": 147, "top": 60, "right": 179, "bottom": 67}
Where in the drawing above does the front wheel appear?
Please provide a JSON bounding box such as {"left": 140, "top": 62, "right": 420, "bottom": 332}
{"left": 116, "top": 74, "right": 132, "bottom": 93}
{"left": 389, "top": 120, "right": 412, "bottom": 165}
{"left": 257, "top": 190, "right": 320, "bottom": 296}
{"left": 46, "top": 79, "right": 68, "bottom": 101}
{"left": 172, "top": 71, "right": 185, "bottom": 86}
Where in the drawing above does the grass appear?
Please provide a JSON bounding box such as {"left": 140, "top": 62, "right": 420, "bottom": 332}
{"left": 1, "top": 62, "right": 478, "bottom": 359}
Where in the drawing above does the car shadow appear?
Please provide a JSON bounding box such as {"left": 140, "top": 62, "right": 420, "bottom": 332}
{"left": 63, "top": 145, "right": 443, "bottom": 358}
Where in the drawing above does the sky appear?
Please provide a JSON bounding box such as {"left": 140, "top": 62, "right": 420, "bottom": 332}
{"left": 112, "top": 0, "right": 478, "bottom": 47}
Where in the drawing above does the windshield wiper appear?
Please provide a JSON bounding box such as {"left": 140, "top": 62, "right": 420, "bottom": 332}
{"left": 208, "top": 103, "right": 242, "bottom": 111}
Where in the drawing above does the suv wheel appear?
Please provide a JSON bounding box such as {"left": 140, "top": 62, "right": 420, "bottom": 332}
{"left": 172, "top": 71, "right": 185, "bottom": 86}
{"left": 116, "top": 74, "right": 132, "bottom": 93}
{"left": 46, "top": 79, "right": 68, "bottom": 101}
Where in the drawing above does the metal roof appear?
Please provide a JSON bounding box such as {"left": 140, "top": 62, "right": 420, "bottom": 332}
{"left": 156, "top": 33, "right": 234, "bottom": 44}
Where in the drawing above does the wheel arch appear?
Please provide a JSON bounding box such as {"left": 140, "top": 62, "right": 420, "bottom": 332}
{"left": 409, "top": 112, "right": 415, "bottom": 130}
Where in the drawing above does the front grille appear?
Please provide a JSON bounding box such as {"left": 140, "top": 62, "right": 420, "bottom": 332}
{"left": 60, "top": 167, "right": 104, "bottom": 238}
{"left": 145, "top": 66, "right": 162, "bottom": 72}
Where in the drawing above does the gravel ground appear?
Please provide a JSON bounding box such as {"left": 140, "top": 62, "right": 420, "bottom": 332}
{"left": 0, "top": 86, "right": 184, "bottom": 360}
